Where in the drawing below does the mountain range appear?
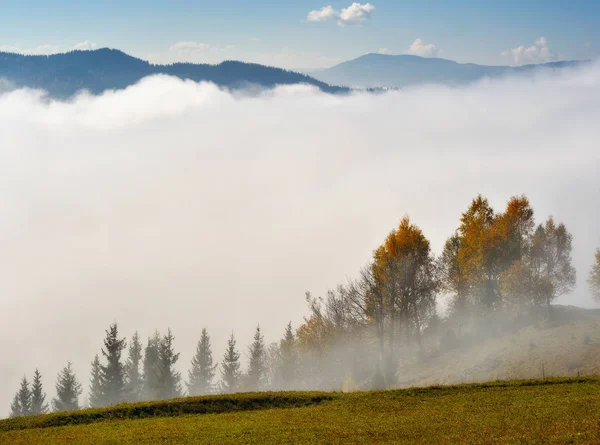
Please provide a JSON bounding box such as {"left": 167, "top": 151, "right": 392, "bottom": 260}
{"left": 0, "top": 48, "right": 347, "bottom": 97}
{"left": 0, "top": 48, "right": 591, "bottom": 98}
{"left": 309, "top": 53, "right": 589, "bottom": 88}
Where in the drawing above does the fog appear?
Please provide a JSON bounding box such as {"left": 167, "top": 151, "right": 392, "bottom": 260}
{"left": 1, "top": 65, "right": 599, "bottom": 415}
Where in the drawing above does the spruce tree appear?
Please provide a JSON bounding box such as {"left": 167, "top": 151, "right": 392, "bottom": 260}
{"left": 125, "top": 331, "right": 143, "bottom": 402}
{"left": 100, "top": 323, "right": 127, "bottom": 405}
{"left": 220, "top": 333, "right": 240, "bottom": 393}
{"left": 157, "top": 328, "right": 182, "bottom": 400}
{"left": 279, "top": 322, "right": 298, "bottom": 388}
{"left": 246, "top": 325, "right": 266, "bottom": 391}
{"left": 30, "top": 369, "right": 49, "bottom": 415}
{"left": 142, "top": 332, "right": 162, "bottom": 401}
{"left": 52, "top": 362, "right": 83, "bottom": 412}
{"left": 16, "top": 376, "right": 32, "bottom": 416}
{"left": 10, "top": 393, "right": 22, "bottom": 418}
{"left": 89, "top": 354, "right": 104, "bottom": 408}
{"left": 187, "top": 328, "right": 217, "bottom": 396}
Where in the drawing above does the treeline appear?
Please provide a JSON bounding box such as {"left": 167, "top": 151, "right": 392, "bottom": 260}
{"left": 8, "top": 194, "right": 600, "bottom": 416}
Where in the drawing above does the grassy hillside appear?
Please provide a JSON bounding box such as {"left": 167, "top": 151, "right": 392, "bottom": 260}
{"left": 2, "top": 377, "right": 599, "bottom": 444}
{"left": 398, "top": 306, "right": 600, "bottom": 388}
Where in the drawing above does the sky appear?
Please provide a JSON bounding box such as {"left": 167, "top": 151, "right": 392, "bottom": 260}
{"left": 0, "top": 1, "right": 599, "bottom": 69}
{"left": 1, "top": 63, "right": 600, "bottom": 414}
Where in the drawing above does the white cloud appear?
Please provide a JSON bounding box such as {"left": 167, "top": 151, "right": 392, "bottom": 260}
{"left": 377, "top": 48, "right": 389, "bottom": 54}
{"left": 72, "top": 40, "right": 98, "bottom": 51}
{"left": 406, "top": 38, "right": 440, "bottom": 57}
{"left": 169, "top": 41, "right": 235, "bottom": 58}
{"left": 307, "top": 5, "right": 337, "bottom": 22}
{"left": 307, "top": 3, "right": 375, "bottom": 26}
{"left": 0, "top": 44, "right": 60, "bottom": 55}
{"left": 502, "top": 36, "right": 555, "bottom": 66}
{"left": 1, "top": 65, "right": 600, "bottom": 413}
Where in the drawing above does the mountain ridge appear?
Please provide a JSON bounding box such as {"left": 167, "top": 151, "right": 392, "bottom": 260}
{"left": 0, "top": 48, "right": 348, "bottom": 97}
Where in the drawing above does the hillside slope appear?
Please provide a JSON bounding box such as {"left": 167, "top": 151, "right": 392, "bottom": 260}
{"left": 2, "top": 378, "right": 599, "bottom": 444}
{"left": 311, "top": 53, "right": 589, "bottom": 88}
{"left": 0, "top": 48, "right": 347, "bottom": 97}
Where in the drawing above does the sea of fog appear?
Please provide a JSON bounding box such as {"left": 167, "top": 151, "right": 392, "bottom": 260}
{"left": 0, "top": 64, "right": 599, "bottom": 414}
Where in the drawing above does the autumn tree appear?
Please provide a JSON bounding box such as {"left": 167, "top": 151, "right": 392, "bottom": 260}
{"left": 52, "top": 362, "right": 83, "bottom": 412}
{"left": 30, "top": 369, "right": 48, "bottom": 415}
{"left": 529, "top": 217, "right": 576, "bottom": 307}
{"left": 588, "top": 249, "right": 600, "bottom": 302}
{"left": 371, "top": 216, "right": 439, "bottom": 362}
{"left": 187, "top": 328, "right": 217, "bottom": 396}
{"left": 220, "top": 333, "right": 241, "bottom": 393}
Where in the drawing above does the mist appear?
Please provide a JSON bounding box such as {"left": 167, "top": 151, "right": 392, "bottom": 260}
{"left": 1, "top": 65, "right": 599, "bottom": 415}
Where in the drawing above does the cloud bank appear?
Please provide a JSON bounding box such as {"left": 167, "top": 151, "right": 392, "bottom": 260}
{"left": 1, "top": 64, "right": 599, "bottom": 415}
{"left": 406, "top": 38, "right": 440, "bottom": 57}
{"left": 502, "top": 36, "right": 555, "bottom": 66}
{"left": 307, "top": 3, "right": 375, "bottom": 26}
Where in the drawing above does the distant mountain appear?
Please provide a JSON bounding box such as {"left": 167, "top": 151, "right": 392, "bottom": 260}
{"left": 310, "top": 53, "right": 590, "bottom": 88}
{"left": 0, "top": 48, "right": 348, "bottom": 97}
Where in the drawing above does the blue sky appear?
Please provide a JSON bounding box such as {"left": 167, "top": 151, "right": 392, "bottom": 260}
{"left": 1, "top": 0, "right": 598, "bottom": 69}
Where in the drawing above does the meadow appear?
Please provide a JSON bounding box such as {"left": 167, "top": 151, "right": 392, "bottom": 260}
{"left": 1, "top": 377, "right": 599, "bottom": 444}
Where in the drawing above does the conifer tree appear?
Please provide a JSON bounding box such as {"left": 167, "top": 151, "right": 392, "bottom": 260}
{"left": 89, "top": 354, "right": 104, "bottom": 408}
{"left": 125, "top": 331, "right": 143, "bottom": 401}
{"left": 220, "top": 333, "right": 240, "bottom": 393}
{"left": 30, "top": 369, "right": 49, "bottom": 415}
{"left": 52, "top": 362, "right": 83, "bottom": 412}
{"left": 157, "top": 328, "right": 182, "bottom": 400}
{"left": 279, "top": 322, "right": 298, "bottom": 388}
{"left": 246, "top": 325, "right": 266, "bottom": 391}
{"left": 100, "top": 323, "right": 127, "bottom": 405}
{"left": 18, "top": 376, "right": 32, "bottom": 416}
{"left": 10, "top": 393, "right": 22, "bottom": 418}
{"left": 187, "top": 328, "right": 217, "bottom": 396}
{"left": 142, "top": 332, "right": 162, "bottom": 401}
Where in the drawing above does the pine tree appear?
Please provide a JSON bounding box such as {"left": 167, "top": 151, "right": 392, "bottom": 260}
{"left": 220, "top": 333, "right": 240, "bottom": 393}
{"left": 157, "top": 328, "right": 182, "bottom": 400}
{"left": 246, "top": 325, "right": 266, "bottom": 391}
{"left": 89, "top": 354, "right": 104, "bottom": 408}
{"left": 30, "top": 369, "right": 49, "bottom": 415}
{"left": 100, "top": 323, "right": 127, "bottom": 405}
{"left": 279, "top": 322, "right": 298, "bottom": 388}
{"left": 125, "top": 331, "right": 143, "bottom": 402}
{"left": 16, "top": 376, "right": 32, "bottom": 416}
{"left": 10, "top": 393, "right": 22, "bottom": 418}
{"left": 52, "top": 362, "right": 83, "bottom": 412}
{"left": 187, "top": 328, "right": 217, "bottom": 396}
{"left": 142, "top": 332, "right": 162, "bottom": 401}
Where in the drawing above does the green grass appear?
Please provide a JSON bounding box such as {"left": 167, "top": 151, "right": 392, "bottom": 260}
{"left": 2, "top": 377, "right": 600, "bottom": 444}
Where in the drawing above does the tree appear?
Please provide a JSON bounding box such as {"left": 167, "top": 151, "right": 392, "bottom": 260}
{"left": 278, "top": 322, "right": 298, "bottom": 388}
{"left": 30, "top": 369, "right": 49, "bottom": 415}
{"left": 157, "top": 328, "right": 182, "bottom": 400}
{"left": 371, "top": 216, "right": 439, "bottom": 363}
{"left": 9, "top": 376, "right": 31, "bottom": 417}
{"left": 100, "top": 323, "right": 127, "bottom": 405}
{"left": 52, "top": 362, "right": 83, "bottom": 412}
{"left": 530, "top": 217, "right": 576, "bottom": 307}
{"left": 220, "top": 333, "right": 241, "bottom": 393}
{"left": 142, "top": 332, "right": 162, "bottom": 401}
{"left": 125, "top": 332, "right": 144, "bottom": 402}
{"left": 246, "top": 325, "right": 266, "bottom": 391}
{"left": 89, "top": 354, "right": 104, "bottom": 408}
{"left": 17, "top": 376, "right": 32, "bottom": 416}
{"left": 10, "top": 393, "right": 22, "bottom": 418}
{"left": 187, "top": 328, "right": 217, "bottom": 396}
{"left": 588, "top": 249, "right": 600, "bottom": 302}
